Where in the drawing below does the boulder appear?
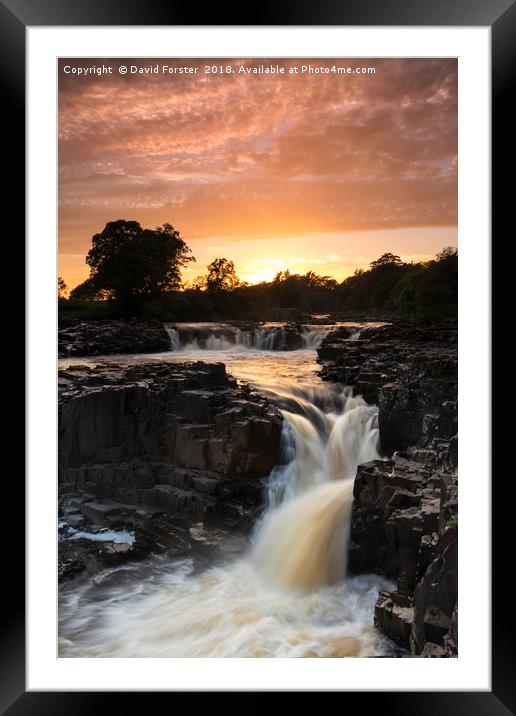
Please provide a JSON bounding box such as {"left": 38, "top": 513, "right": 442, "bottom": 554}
{"left": 374, "top": 590, "right": 414, "bottom": 648}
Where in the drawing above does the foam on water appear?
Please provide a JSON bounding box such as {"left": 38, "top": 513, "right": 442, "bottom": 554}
{"left": 59, "top": 330, "right": 393, "bottom": 657}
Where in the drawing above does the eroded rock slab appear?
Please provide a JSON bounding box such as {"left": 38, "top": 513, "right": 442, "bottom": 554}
{"left": 319, "top": 321, "right": 458, "bottom": 657}
{"left": 58, "top": 360, "right": 283, "bottom": 576}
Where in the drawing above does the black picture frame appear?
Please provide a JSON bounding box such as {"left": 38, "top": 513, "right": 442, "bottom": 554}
{"left": 5, "top": 0, "right": 508, "bottom": 710}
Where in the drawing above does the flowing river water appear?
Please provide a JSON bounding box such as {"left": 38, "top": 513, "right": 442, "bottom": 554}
{"left": 59, "top": 323, "right": 397, "bottom": 657}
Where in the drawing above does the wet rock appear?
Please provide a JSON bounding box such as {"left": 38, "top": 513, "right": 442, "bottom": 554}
{"left": 317, "top": 322, "right": 457, "bottom": 458}
{"left": 135, "top": 514, "right": 191, "bottom": 555}
{"left": 421, "top": 608, "right": 452, "bottom": 647}
{"left": 332, "top": 321, "right": 458, "bottom": 657}
{"left": 379, "top": 383, "right": 425, "bottom": 453}
{"left": 64, "top": 513, "right": 87, "bottom": 529}
{"left": 189, "top": 522, "right": 248, "bottom": 559}
{"left": 58, "top": 319, "right": 170, "bottom": 358}
{"left": 410, "top": 526, "right": 458, "bottom": 655}
{"left": 277, "top": 323, "right": 305, "bottom": 350}
{"left": 58, "top": 538, "right": 102, "bottom": 581}
{"left": 349, "top": 458, "right": 434, "bottom": 581}
{"left": 58, "top": 360, "right": 283, "bottom": 569}
{"left": 99, "top": 541, "right": 135, "bottom": 566}
{"left": 420, "top": 643, "right": 447, "bottom": 658}
{"left": 444, "top": 603, "right": 458, "bottom": 657}
{"left": 351, "top": 461, "right": 457, "bottom": 656}
{"left": 374, "top": 590, "right": 414, "bottom": 648}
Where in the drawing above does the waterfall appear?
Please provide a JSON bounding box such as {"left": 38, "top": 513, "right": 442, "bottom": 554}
{"left": 166, "top": 327, "right": 181, "bottom": 351}
{"left": 349, "top": 327, "right": 363, "bottom": 341}
{"left": 59, "top": 345, "right": 391, "bottom": 658}
{"left": 165, "top": 322, "right": 333, "bottom": 352}
{"left": 252, "top": 481, "right": 354, "bottom": 590}
{"left": 252, "top": 389, "right": 380, "bottom": 591}
{"left": 301, "top": 326, "right": 331, "bottom": 349}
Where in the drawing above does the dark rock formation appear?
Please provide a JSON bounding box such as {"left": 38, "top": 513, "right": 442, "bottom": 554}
{"left": 318, "top": 323, "right": 457, "bottom": 440}
{"left": 318, "top": 321, "right": 458, "bottom": 657}
{"left": 271, "top": 323, "right": 305, "bottom": 351}
{"left": 352, "top": 457, "right": 458, "bottom": 655}
{"left": 58, "top": 318, "right": 171, "bottom": 358}
{"left": 374, "top": 590, "right": 414, "bottom": 646}
{"left": 58, "top": 361, "right": 283, "bottom": 577}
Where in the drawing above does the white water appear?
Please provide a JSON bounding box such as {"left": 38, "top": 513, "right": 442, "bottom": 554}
{"left": 166, "top": 321, "right": 339, "bottom": 352}
{"left": 59, "top": 325, "right": 395, "bottom": 657}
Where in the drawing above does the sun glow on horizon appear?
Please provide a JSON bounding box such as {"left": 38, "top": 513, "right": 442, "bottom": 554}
{"left": 58, "top": 58, "right": 457, "bottom": 294}
{"left": 60, "top": 227, "right": 457, "bottom": 292}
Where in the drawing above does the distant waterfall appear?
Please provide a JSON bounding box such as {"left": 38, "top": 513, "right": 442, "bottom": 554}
{"left": 166, "top": 327, "right": 182, "bottom": 351}
{"left": 165, "top": 322, "right": 332, "bottom": 352}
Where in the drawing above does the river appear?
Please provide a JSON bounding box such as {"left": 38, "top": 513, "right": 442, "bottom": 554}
{"left": 58, "top": 322, "right": 397, "bottom": 657}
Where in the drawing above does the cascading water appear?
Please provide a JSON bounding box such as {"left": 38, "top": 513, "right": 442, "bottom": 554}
{"left": 252, "top": 391, "right": 380, "bottom": 591}
{"left": 166, "top": 322, "right": 333, "bottom": 352}
{"left": 58, "top": 325, "right": 395, "bottom": 658}
{"left": 252, "top": 481, "right": 355, "bottom": 591}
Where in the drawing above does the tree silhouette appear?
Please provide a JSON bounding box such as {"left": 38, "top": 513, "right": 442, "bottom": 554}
{"left": 436, "top": 246, "right": 458, "bottom": 262}
{"left": 370, "top": 253, "right": 403, "bottom": 270}
{"left": 61, "top": 241, "right": 457, "bottom": 325}
{"left": 206, "top": 258, "right": 242, "bottom": 291}
{"left": 72, "top": 220, "right": 194, "bottom": 313}
{"left": 58, "top": 276, "right": 68, "bottom": 300}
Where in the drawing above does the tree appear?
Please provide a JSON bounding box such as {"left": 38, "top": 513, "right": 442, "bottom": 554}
{"left": 69, "top": 277, "right": 111, "bottom": 302}
{"left": 436, "top": 246, "right": 458, "bottom": 262}
{"left": 81, "top": 220, "right": 194, "bottom": 312}
{"left": 391, "top": 247, "right": 457, "bottom": 323}
{"left": 186, "top": 274, "right": 208, "bottom": 291}
{"left": 304, "top": 271, "right": 338, "bottom": 291}
{"left": 205, "top": 258, "right": 242, "bottom": 291}
{"left": 58, "top": 276, "right": 68, "bottom": 300}
{"left": 273, "top": 270, "right": 291, "bottom": 283}
{"left": 370, "top": 253, "right": 403, "bottom": 270}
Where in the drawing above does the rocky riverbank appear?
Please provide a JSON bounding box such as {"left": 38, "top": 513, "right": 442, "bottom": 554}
{"left": 317, "top": 322, "right": 458, "bottom": 657}
{"left": 58, "top": 318, "right": 459, "bottom": 658}
{"left": 59, "top": 318, "right": 321, "bottom": 356}
{"left": 58, "top": 318, "right": 171, "bottom": 358}
{"left": 58, "top": 360, "right": 283, "bottom": 580}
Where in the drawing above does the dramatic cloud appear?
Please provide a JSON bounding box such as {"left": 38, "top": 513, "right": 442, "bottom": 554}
{"left": 58, "top": 58, "right": 457, "bottom": 288}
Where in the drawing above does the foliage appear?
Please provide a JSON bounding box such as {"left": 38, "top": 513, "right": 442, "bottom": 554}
{"left": 62, "top": 221, "right": 457, "bottom": 325}
{"left": 187, "top": 258, "right": 246, "bottom": 292}
{"left": 206, "top": 258, "right": 244, "bottom": 291}
{"left": 57, "top": 299, "right": 120, "bottom": 320}
{"left": 58, "top": 276, "right": 68, "bottom": 300}
{"left": 391, "top": 248, "right": 458, "bottom": 323}
{"left": 71, "top": 220, "right": 194, "bottom": 314}
{"left": 338, "top": 248, "right": 457, "bottom": 323}
{"left": 369, "top": 253, "right": 403, "bottom": 269}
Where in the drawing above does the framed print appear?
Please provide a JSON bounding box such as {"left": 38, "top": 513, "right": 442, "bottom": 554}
{"left": 4, "top": 0, "right": 510, "bottom": 709}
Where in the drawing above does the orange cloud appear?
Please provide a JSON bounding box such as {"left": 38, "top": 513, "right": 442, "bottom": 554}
{"left": 58, "top": 58, "right": 457, "bottom": 289}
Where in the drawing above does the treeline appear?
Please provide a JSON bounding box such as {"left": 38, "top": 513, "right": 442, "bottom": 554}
{"left": 173, "top": 249, "right": 457, "bottom": 323}
{"left": 59, "top": 220, "right": 457, "bottom": 324}
{"left": 337, "top": 249, "right": 458, "bottom": 323}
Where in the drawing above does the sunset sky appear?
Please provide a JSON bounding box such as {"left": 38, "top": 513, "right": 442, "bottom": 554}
{"left": 58, "top": 58, "right": 457, "bottom": 290}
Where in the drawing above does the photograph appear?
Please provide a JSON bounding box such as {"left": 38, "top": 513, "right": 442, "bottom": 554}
{"left": 56, "top": 57, "right": 459, "bottom": 659}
